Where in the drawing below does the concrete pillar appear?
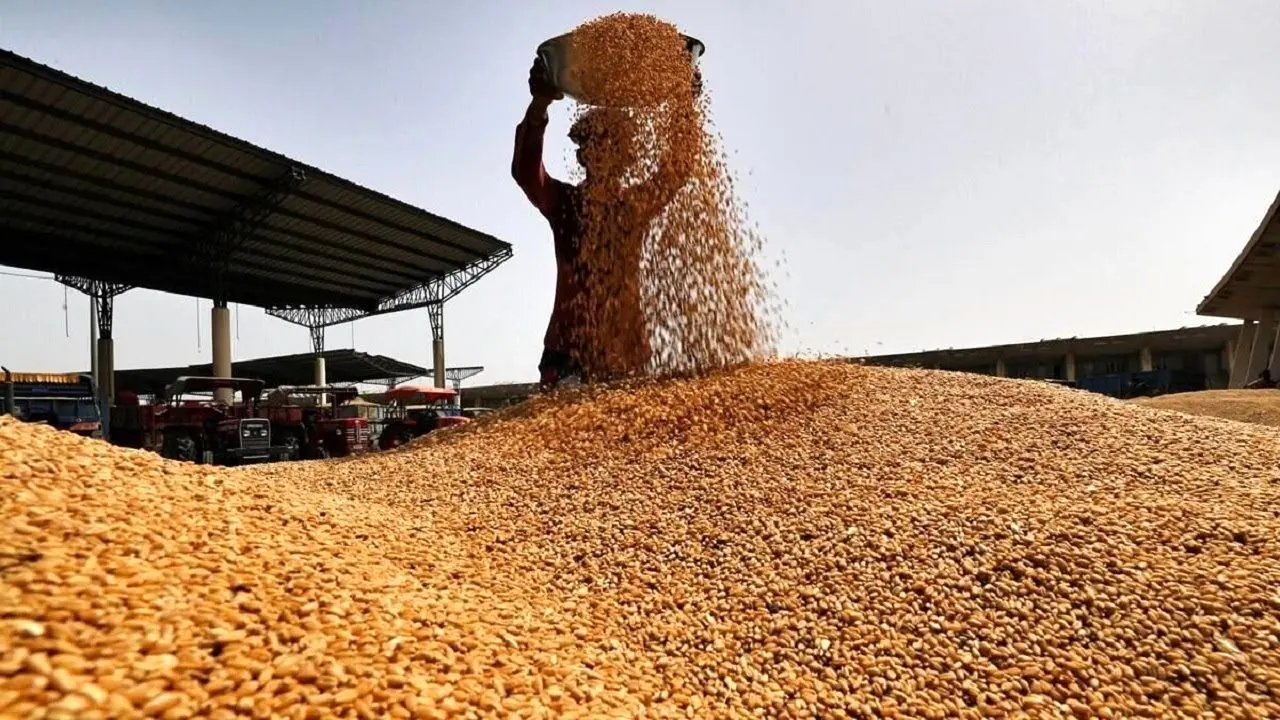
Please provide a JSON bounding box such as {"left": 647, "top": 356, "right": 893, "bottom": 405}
{"left": 89, "top": 296, "right": 99, "bottom": 385}
{"left": 1268, "top": 321, "right": 1280, "bottom": 376}
{"left": 427, "top": 302, "right": 445, "bottom": 389}
{"left": 1229, "top": 320, "right": 1256, "bottom": 388}
{"left": 1245, "top": 313, "right": 1278, "bottom": 385}
{"left": 314, "top": 356, "right": 327, "bottom": 407}
{"left": 1064, "top": 352, "right": 1076, "bottom": 381}
{"left": 211, "top": 301, "right": 233, "bottom": 404}
{"left": 96, "top": 337, "right": 114, "bottom": 403}
{"left": 433, "top": 340, "right": 445, "bottom": 389}
{"left": 994, "top": 358, "right": 1007, "bottom": 378}
{"left": 1139, "top": 346, "right": 1153, "bottom": 373}
{"left": 96, "top": 335, "right": 113, "bottom": 441}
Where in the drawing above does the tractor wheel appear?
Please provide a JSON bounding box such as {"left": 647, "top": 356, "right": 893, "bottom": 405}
{"left": 162, "top": 433, "right": 197, "bottom": 463}
{"left": 378, "top": 423, "right": 412, "bottom": 450}
{"left": 281, "top": 434, "right": 302, "bottom": 461}
{"left": 395, "top": 427, "right": 413, "bottom": 447}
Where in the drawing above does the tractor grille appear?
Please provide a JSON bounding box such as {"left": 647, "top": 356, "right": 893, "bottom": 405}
{"left": 239, "top": 419, "right": 271, "bottom": 451}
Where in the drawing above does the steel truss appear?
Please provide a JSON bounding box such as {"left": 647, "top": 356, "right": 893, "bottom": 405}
{"left": 427, "top": 301, "right": 443, "bottom": 343}
{"left": 444, "top": 366, "right": 484, "bottom": 389}
{"left": 264, "top": 246, "right": 512, "bottom": 331}
{"left": 56, "top": 276, "right": 131, "bottom": 337}
{"left": 362, "top": 375, "right": 418, "bottom": 388}
{"left": 187, "top": 166, "right": 307, "bottom": 302}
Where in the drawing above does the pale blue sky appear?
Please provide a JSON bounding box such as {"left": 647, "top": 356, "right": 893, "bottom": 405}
{"left": 2, "top": 1, "right": 1277, "bottom": 384}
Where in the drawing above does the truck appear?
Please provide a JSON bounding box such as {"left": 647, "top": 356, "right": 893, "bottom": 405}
{"left": 156, "top": 376, "right": 291, "bottom": 466}
{"left": 1, "top": 368, "right": 102, "bottom": 438}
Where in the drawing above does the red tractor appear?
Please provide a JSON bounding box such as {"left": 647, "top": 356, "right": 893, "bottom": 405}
{"left": 259, "top": 385, "right": 372, "bottom": 459}
{"left": 377, "top": 385, "right": 470, "bottom": 450}
{"left": 156, "top": 377, "right": 291, "bottom": 466}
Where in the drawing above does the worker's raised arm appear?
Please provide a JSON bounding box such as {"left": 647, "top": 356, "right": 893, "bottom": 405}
{"left": 512, "top": 58, "right": 565, "bottom": 218}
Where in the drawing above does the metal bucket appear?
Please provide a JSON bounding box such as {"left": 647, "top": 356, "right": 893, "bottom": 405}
{"left": 536, "top": 32, "right": 705, "bottom": 107}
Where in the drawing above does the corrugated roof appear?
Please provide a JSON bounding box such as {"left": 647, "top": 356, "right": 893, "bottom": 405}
{"left": 1197, "top": 190, "right": 1280, "bottom": 321}
{"left": 0, "top": 47, "right": 511, "bottom": 311}
{"left": 107, "top": 349, "right": 428, "bottom": 397}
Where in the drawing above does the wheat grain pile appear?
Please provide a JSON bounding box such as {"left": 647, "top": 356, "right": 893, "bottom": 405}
{"left": 558, "top": 13, "right": 778, "bottom": 381}
{"left": 1132, "top": 389, "right": 1280, "bottom": 428}
{"left": 0, "top": 419, "right": 661, "bottom": 719}
{"left": 7, "top": 361, "right": 1280, "bottom": 718}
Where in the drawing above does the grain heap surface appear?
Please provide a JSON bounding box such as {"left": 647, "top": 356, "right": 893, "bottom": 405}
{"left": 0, "top": 418, "right": 662, "bottom": 719}
{"left": 7, "top": 361, "right": 1280, "bottom": 719}
{"left": 1132, "top": 389, "right": 1280, "bottom": 428}
{"left": 559, "top": 12, "right": 778, "bottom": 380}
{"left": 266, "top": 361, "right": 1280, "bottom": 718}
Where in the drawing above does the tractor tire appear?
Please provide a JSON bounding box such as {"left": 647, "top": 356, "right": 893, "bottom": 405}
{"left": 377, "top": 423, "right": 413, "bottom": 451}
{"left": 162, "top": 433, "right": 198, "bottom": 463}
{"left": 281, "top": 434, "right": 302, "bottom": 461}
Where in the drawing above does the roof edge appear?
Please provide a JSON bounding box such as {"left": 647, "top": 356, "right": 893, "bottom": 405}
{"left": 861, "top": 323, "right": 1240, "bottom": 363}
{"left": 1196, "top": 188, "right": 1280, "bottom": 316}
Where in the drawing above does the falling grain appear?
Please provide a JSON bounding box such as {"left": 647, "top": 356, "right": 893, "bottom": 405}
{"left": 559, "top": 12, "right": 779, "bottom": 380}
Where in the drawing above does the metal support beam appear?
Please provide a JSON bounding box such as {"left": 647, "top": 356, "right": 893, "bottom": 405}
{"left": 57, "top": 276, "right": 130, "bottom": 441}
{"left": 57, "top": 276, "right": 130, "bottom": 333}
{"left": 444, "top": 366, "right": 483, "bottom": 408}
{"left": 310, "top": 325, "right": 325, "bottom": 355}
{"left": 364, "top": 375, "right": 416, "bottom": 388}
{"left": 263, "top": 246, "right": 513, "bottom": 331}
{"left": 188, "top": 166, "right": 306, "bottom": 302}
{"left": 266, "top": 306, "right": 369, "bottom": 329}
{"left": 427, "top": 302, "right": 444, "bottom": 344}
{"left": 383, "top": 247, "right": 512, "bottom": 312}
{"left": 444, "top": 366, "right": 484, "bottom": 389}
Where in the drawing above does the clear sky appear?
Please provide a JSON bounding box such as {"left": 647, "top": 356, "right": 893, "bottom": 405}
{"left": 2, "top": 0, "right": 1278, "bottom": 385}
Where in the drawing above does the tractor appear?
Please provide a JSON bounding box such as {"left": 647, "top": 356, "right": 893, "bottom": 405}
{"left": 156, "top": 377, "right": 290, "bottom": 466}
{"left": 377, "top": 385, "right": 469, "bottom": 450}
{"left": 259, "top": 385, "right": 372, "bottom": 459}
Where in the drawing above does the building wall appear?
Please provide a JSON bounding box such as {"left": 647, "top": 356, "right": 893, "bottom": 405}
{"left": 932, "top": 345, "right": 1231, "bottom": 389}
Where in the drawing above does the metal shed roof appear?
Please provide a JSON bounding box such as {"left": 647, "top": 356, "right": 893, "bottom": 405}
{"left": 107, "top": 349, "right": 429, "bottom": 397}
{"left": 0, "top": 47, "right": 511, "bottom": 315}
{"left": 1197, "top": 190, "right": 1280, "bottom": 321}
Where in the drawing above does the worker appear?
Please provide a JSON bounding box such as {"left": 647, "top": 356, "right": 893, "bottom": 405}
{"left": 512, "top": 55, "right": 701, "bottom": 391}
{"left": 1245, "top": 368, "right": 1277, "bottom": 389}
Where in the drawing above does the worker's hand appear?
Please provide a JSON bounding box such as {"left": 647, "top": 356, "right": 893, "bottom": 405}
{"left": 529, "top": 57, "right": 563, "bottom": 102}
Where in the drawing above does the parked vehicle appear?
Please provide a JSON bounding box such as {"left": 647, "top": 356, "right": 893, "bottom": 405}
{"left": 377, "top": 385, "right": 469, "bottom": 450}
{"left": 156, "top": 377, "right": 290, "bottom": 466}
{"left": 1, "top": 367, "right": 101, "bottom": 438}
{"left": 260, "top": 385, "right": 372, "bottom": 459}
